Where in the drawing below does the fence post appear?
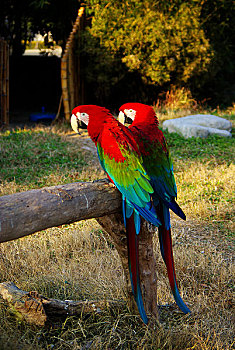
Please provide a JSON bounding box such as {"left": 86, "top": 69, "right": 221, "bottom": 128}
{"left": 61, "top": 7, "right": 85, "bottom": 121}
{"left": 0, "top": 39, "right": 9, "bottom": 126}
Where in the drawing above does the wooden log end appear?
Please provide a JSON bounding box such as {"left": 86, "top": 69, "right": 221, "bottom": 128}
{"left": 0, "top": 282, "right": 47, "bottom": 326}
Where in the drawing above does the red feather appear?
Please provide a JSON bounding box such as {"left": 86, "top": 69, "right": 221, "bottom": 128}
{"left": 126, "top": 214, "right": 139, "bottom": 294}
{"left": 72, "top": 105, "right": 140, "bottom": 162}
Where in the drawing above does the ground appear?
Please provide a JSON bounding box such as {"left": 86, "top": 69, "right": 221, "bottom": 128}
{"left": 0, "top": 121, "right": 234, "bottom": 349}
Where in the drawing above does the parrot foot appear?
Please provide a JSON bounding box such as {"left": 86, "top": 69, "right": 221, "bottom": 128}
{"left": 93, "top": 178, "right": 112, "bottom": 185}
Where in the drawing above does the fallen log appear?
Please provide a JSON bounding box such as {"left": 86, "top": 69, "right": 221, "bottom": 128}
{"left": 0, "top": 282, "right": 124, "bottom": 326}
{"left": 0, "top": 180, "right": 121, "bottom": 243}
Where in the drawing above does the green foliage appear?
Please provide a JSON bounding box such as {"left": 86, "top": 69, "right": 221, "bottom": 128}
{"left": 90, "top": 1, "right": 211, "bottom": 85}
{"left": 82, "top": 0, "right": 211, "bottom": 103}
{"left": 82, "top": 0, "right": 235, "bottom": 106}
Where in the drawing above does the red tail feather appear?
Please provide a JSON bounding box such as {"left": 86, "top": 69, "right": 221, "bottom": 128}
{"left": 126, "top": 214, "right": 148, "bottom": 323}
{"left": 157, "top": 204, "right": 178, "bottom": 291}
{"left": 126, "top": 214, "right": 138, "bottom": 294}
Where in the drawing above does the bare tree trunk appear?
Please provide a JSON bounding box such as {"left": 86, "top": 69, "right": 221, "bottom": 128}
{"left": 97, "top": 215, "right": 158, "bottom": 319}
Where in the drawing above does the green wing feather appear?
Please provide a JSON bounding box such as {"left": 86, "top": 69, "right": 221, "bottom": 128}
{"left": 97, "top": 141, "right": 154, "bottom": 208}
{"left": 140, "top": 136, "right": 177, "bottom": 201}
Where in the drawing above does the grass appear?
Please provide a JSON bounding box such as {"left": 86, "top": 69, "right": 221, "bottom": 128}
{"left": 0, "top": 127, "right": 104, "bottom": 195}
{"left": 0, "top": 119, "right": 234, "bottom": 349}
{"left": 164, "top": 129, "right": 234, "bottom": 165}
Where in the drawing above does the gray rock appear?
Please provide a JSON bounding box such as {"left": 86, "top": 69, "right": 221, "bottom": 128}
{"left": 162, "top": 114, "right": 232, "bottom": 138}
{"left": 206, "top": 127, "right": 232, "bottom": 137}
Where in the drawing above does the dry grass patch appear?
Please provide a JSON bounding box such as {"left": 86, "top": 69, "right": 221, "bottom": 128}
{"left": 0, "top": 219, "right": 234, "bottom": 349}
{"left": 0, "top": 220, "right": 124, "bottom": 301}
{"left": 176, "top": 162, "right": 234, "bottom": 223}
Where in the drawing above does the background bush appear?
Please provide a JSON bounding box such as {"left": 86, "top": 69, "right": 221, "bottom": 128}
{"left": 80, "top": 0, "right": 235, "bottom": 108}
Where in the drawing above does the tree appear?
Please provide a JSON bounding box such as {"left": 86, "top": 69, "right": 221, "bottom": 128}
{"left": 81, "top": 1, "right": 211, "bottom": 101}
{"left": 81, "top": 0, "right": 235, "bottom": 106}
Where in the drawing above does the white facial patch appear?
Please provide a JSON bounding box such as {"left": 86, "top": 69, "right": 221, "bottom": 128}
{"left": 124, "top": 108, "right": 136, "bottom": 121}
{"left": 77, "top": 112, "right": 89, "bottom": 126}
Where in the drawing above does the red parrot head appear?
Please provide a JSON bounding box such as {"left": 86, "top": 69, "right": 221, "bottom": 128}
{"left": 71, "top": 105, "right": 112, "bottom": 142}
{"left": 118, "top": 102, "right": 158, "bottom": 126}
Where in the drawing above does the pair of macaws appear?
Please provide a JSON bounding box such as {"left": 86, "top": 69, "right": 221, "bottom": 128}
{"left": 71, "top": 103, "right": 190, "bottom": 324}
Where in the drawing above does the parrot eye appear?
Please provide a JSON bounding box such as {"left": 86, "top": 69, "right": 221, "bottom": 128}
{"left": 78, "top": 112, "right": 89, "bottom": 126}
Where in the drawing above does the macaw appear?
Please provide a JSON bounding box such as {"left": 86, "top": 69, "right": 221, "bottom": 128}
{"left": 71, "top": 105, "right": 161, "bottom": 324}
{"left": 118, "top": 102, "right": 190, "bottom": 314}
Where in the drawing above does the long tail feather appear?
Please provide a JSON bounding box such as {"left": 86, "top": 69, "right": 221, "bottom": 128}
{"left": 126, "top": 214, "right": 148, "bottom": 323}
{"left": 157, "top": 204, "right": 191, "bottom": 313}
{"left": 123, "top": 201, "right": 148, "bottom": 323}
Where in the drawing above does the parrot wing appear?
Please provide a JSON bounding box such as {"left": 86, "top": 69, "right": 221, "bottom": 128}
{"left": 131, "top": 127, "right": 186, "bottom": 220}
{"left": 96, "top": 124, "right": 161, "bottom": 227}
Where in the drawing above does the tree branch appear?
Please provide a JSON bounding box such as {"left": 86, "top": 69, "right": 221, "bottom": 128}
{"left": 0, "top": 180, "right": 121, "bottom": 243}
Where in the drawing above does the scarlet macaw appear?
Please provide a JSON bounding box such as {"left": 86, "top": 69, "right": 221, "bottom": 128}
{"left": 71, "top": 105, "right": 161, "bottom": 323}
{"left": 118, "top": 102, "right": 190, "bottom": 314}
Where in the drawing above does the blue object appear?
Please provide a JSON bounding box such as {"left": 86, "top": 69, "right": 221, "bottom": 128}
{"left": 30, "top": 107, "right": 56, "bottom": 122}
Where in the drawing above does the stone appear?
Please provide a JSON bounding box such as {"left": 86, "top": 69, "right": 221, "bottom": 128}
{"left": 162, "top": 114, "right": 232, "bottom": 138}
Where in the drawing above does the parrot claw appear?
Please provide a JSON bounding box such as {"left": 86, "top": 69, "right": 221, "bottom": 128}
{"left": 93, "top": 178, "right": 113, "bottom": 185}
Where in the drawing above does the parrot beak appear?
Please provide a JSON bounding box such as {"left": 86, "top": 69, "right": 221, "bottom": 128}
{"left": 118, "top": 111, "right": 125, "bottom": 125}
{"left": 71, "top": 114, "right": 81, "bottom": 134}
